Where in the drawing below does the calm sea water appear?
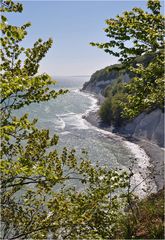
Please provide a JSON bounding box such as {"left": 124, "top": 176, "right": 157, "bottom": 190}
{"left": 16, "top": 76, "right": 156, "bottom": 196}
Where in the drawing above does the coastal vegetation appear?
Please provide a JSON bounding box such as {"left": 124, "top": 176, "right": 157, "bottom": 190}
{"left": 100, "top": 79, "right": 127, "bottom": 126}
{"left": 0, "top": 1, "right": 129, "bottom": 239}
{"left": 116, "top": 188, "right": 164, "bottom": 239}
{"left": 91, "top": 0, "right": 164, "bottom": 121}
{"left": 0, "top": 0, "right": 164, "bottom": 239}
{"left": 98, "top": 53, "right": 158, "bottom": 126}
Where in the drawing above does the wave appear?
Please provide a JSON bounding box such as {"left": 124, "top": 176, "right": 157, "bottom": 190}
{"left": 60, "top": 131, "right": 70, "bottom": 135}
{"left": 72, "top": 89, "right": 98, "bottom": 107}
{"left": 57, "top": 111, "right": 89, "bottom": 130}
{"left": 71, "top": 89, "right": 80, "bottom": 93}
{"left": 56, "top": 112, "right": 75, "bottom": 117}
{"left": 65, "top": 113, "right": 90, "bottom": 130}
{"left": 55, "top": 91, "right": 99, "bottom": 130}
{"left": 82, "top": 92, "right": 99, "bottom": 117}
{"left": 44, "top": 106, "right": 50, "bottom": 113}
{"left": 55, "top": 116, "right": 66, "bottom": 130}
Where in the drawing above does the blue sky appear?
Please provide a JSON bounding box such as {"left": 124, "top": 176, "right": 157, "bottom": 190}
{"left": 7, "top": 1, "right": 163, "bottom": 76}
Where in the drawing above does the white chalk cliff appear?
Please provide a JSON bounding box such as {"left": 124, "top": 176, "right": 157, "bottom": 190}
{"left": 82, "top": 58, "right": 164, "bottom": 147}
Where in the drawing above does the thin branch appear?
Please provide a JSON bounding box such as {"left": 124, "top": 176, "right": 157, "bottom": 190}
{"left": 2, "top": 176, "right": 86, "bottom": 189}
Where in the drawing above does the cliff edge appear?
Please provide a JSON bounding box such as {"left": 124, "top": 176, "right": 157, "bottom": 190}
{"left": 82, "top": 57, "right": 164, "bottom": 148}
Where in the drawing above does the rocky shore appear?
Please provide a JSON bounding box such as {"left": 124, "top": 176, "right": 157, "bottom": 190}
{"left": 83, "top": 108, "right": 164, "bottom": 191}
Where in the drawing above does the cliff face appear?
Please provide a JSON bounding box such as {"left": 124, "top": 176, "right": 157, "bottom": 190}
{"left": 118, "top": 109, "right": 164, "bottom": 147}
{"left": 82, "top": 56, "right": 164, "bottom": 147}
{"left": 82, "top": 53, "right": 154, "bottom": 94}
{"left": 82, "top": 64, "right": 132, "bottom": 94}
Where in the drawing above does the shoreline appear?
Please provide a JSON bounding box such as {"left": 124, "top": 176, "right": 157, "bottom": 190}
{"left": 83, "top": 104, "right": 164, "bottom": 192}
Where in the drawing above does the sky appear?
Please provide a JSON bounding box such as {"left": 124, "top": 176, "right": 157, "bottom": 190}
{"left": 6, "top": 1, "right": 163, "bottom": 76}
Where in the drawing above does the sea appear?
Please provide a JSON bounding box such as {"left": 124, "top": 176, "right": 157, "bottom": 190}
{"left": 16, "top": 76, "right": 157, "bottom": 197}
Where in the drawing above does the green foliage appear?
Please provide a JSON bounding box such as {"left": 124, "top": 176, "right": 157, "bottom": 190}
{"left": 90, "top": 0, "right": 164, "bottom": 64}
{"left": 1, "top": 1, "right": 130, "bottom": 239}
{"left": 121, "top": 51, "right": 164, "bottom": 118}
{"left": 1, "top": 113, "right": 129, "bottom": 239}
{"left": 91, "top": 0, "right": 164, "bottom": 119}
{"left": 0, "top": 1, "right": 67, "bottom": 124}
{"left": 0, "top": 0, "right": 23, "bottom": 12}
{"left": 100, "top": 81, "right": 128, "bottom": 126}
{"left": 100, "top": 97, "right": 113, "bottom": 124}
{"left": 1, "top": 1, "right": 162, "bottom": 239}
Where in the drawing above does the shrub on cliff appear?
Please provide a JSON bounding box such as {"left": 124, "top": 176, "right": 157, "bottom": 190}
{"left": 100, "top": 97, "right": 113, "bottom": 123}
{"left": 100, "top": 93, "right": 127, "bottom": 127}
{"left": 100, "top": 81, "right": 128, "bottom": 126}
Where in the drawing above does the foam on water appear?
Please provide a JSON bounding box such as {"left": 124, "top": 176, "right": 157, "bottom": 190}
{"left": 60, "top": 112, "right": 89, "bottom": 130}
{"left": 57, "top": 112, "right": 75, "bottom": 117}
{"left": 72, "top": 89, "right": 99, "bottom": 110}
{"left": 82, "top": 92, "right": 99, "bottom": 116}
{"left": 44, "top": 106, "right": 50, "bottom": 113}
{"left": 91, "top": 122, "right": 157, "bottom": 196}
{"left": 36, "top": 84, "right": 157, "bottom": 197}
{"left": 60, "top": 131, "right": 70, "bottom": 135}
{"left": 56, "top": 116, "right": 66, "bottom": 130}
{"left": 92, "top": 128, "right": 156, "bottom": 196}
{"left": 55, "top": 90, "right": 99, "bottom": 131}
{"left": 80, "top": 92, "right": 157, "bottom": 196}
{"left": 124, "top": 141, "right": 157, "bottom": 196}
